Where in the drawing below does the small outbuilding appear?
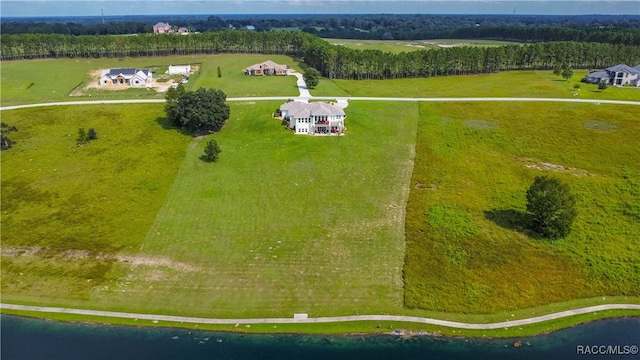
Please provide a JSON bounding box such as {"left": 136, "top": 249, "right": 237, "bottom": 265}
{"left": 167, "top": 65, "right": 191, "bottom": 75}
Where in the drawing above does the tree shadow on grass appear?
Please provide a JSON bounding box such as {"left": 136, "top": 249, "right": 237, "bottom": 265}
{"left": 156, "top": 117, "right": 174, "bottom": 130}
{"left": 484, "top": 209, "right": 539, "bottom": 238}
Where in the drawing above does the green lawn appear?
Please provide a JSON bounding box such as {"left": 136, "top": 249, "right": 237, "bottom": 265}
{"left": 404, "top": 101, "right": 640, "bottom": 314}
{"left": 311, "top": 70, "right": 640, "bottom": 102}
{"left": 1, "top": 101, "right": 419, "bottom": 318}
{"left": 0, "top": 54, "right": 300, "bottom": 106}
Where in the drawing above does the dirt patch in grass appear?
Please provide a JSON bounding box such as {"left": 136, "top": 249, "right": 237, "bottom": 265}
{"left": 520, "top": 158, "right": 594, "bottom": 177}
{"left": 463, "top": 119, "right": 498, "bottom": 130}
{"left": 582, "top": 120, "right": 619, "bottom": 131}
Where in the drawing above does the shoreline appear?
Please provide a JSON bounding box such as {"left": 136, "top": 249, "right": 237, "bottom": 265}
{"left": 2, "top": 303, "right": 639, "bottom": 338}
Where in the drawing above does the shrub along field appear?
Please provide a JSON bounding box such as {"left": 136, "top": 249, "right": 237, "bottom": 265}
{"left": 1, "top": 101, "right": 419, "bottom": 318}
{"left": 0, "top": 54, "right": 300, "bottom": 106}
{"left": 404, "top": 101, "right": 640, "bottom": 313}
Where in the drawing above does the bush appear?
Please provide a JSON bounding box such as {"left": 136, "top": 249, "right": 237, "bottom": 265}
{"left": 1, "top": 122, "right": 18, "bottom": 151}
{"left": 598, "top": 82, "right": 608, "bottom": 90}
{"left": 87, "top": 128, "right": 98, "bottom": 141}
{"left": 573, "top": 84, "right": 581, "bottom": 89}
{"left": 203, "top": 139, "right": 221, "bottom": 162}
{"left": 77, "top": 127, "right": 97, "bottom": 146}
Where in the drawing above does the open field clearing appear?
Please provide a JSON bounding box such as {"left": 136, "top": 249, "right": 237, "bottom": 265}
{"left": 0, "top": 54, "right": 300, "bottom": 106}
{"left": 325, "top": 38, "right": 521, "bottom": 53}
{"left": 312, "top": 70, "right": 640, "bottom": 102}
{"left": 326, "top": 39, "right": 437, "bottom": 53}
{"left": 404, "top": 102, "right": 640, "bottom": 314}
{"left": 1, "top": 104, "right": 192, "bottom": 302}
{"left": 424, "top": 39, "right": 524, "bottom": 48}
{"left": 1, "top": 101, "right": 419, "bottom": 318}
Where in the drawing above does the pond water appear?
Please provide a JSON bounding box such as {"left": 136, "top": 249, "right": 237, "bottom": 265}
{"left": 2, "top": 315, "right": 639, "bottom": 360}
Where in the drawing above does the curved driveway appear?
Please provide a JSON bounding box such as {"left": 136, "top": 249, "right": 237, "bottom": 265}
{"left": 1, "top": 303, "right": 639, "bottom": 329}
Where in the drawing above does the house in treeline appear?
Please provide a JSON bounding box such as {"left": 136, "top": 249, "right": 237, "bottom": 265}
{"left": 153, "top": 22, "right": 173, "bottom": 34}
{"left": 177, "top": 27, "right": 189, "bottom": 35}
{"left": 100, "top": 68, "right": 153, "bottom": 86}
{"left": 585, "top": 64, "right": 640, "bottom": 87}
{"left": 279, "top": 101, "right": 346, "bottom": 135}
{"left": 244, "top": 60, "right": 289, "bottom": 76}
{"left": 167, "top": 65, "right": 191, "bottom": 75}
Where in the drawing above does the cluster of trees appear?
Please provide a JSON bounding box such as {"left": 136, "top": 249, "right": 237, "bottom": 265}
{"left": 77, "top": 127, "right": 98, "bottom": 146}
{"left": 165, "top": 86, "right": 230, "bottom": 134}
{"left": 2, "top": 32, "right": 639, "bottom": 81}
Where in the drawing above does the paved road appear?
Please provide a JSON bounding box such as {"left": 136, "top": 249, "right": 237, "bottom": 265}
{"left": 1, "top": 303, "right": 638, "bottom": 329}
{"left": 2, "top": 97, "right": 639, "bottom": 112}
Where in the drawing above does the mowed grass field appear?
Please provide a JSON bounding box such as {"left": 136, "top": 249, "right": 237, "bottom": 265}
{"left": 325, "top": 39, "right": 521, "bottom": 54}
{"left": 312, "top": 70, "right": 640, "bottom": 102}
{"left": 0, "top": 54, "right": 300, "bottom": 106}
{"left": 1, "top": 101, "right": 419, "bottom": 317}
{"left": 404, "top": 101, "right": 640, "bottom": 314}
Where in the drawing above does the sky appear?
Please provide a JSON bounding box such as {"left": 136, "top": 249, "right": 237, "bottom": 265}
{"left": 1, "top": 0, "right": 639, "bottom": 17}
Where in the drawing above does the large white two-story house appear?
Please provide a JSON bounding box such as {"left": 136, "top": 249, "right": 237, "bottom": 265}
{"left": 100, "top": 68, "right": 153, "bottom": 87}
{"left": 279, "top": 101, "right": 346, "bottom": 135}
{"left": 585, "top": 64, "right": 640, "bottom": 87}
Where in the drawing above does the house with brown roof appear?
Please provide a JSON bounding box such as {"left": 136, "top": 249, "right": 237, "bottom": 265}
{"left": 279, "top": 101, "right": 346, "bottom": 135}
{"left": 585, "top": 64, "right": 640, "bottom": 87}
{"left": 153, "top": 22, "right": 173, "bottom": 34}
{"left": 244, "top": 60, "right": 289, "bottom": 76}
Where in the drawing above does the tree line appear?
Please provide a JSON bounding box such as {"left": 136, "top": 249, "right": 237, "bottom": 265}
{"left": 3, "top": 14, "right": 640, "bottom": 45}
{"left": 2, "top": 31, "right": 639, "bottom": 80}
{"left": 299, "top": 37, "right": 640, "bottom": 79}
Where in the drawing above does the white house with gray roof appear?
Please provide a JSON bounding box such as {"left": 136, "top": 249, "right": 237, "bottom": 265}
{"left": 100, "top": 68, "right": 153, "bottom": 87}
{"left": 280, "top": 101, "right": 346, "bottom": 135}
{"left": 585, "top": 64, "right": 640, "bottom": 87}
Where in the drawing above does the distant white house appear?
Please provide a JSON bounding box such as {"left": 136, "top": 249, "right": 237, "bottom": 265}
{"left": 100, "top": 68, "right": 152, "bottom": 87}
{"left": 245, "top": 60, "right": 289, "bottom": 76}
{"left": 280, "top": 101, "right": 346, "bottom": 135}
{"left": 167, "top": 65, "right": 191, "bottom": 75}
{"left": 585, "top": 64, "right": 640, "bottom": 87}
